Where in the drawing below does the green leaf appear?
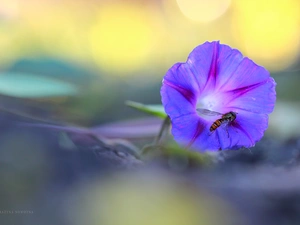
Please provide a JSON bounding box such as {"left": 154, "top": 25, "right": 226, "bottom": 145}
{"left": 0, "top": 73, "right": 78, "bottom": 98}
{"left": 125, "top": 101, "right": 167, "bottom": 119}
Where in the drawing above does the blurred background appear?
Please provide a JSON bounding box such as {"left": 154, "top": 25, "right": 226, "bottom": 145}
{"left": 1, "top": 1, "right": 300, "bottom": 225}
{"left": 0, "top": 0, "right": 299, "bottom": 138}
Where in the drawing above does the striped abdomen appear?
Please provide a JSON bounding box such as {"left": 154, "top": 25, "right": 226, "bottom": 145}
{"left": 210, "top": 119, "right": 223, "bottom": 131}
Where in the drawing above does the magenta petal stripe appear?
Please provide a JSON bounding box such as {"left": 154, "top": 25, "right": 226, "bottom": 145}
{"left": 163, "top": 79, "right": 196, "bottom": 105}
{"left": 206, "top": 41, "right": 219, "bottom": 86}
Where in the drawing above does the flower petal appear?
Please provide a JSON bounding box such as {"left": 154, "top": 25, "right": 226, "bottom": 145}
{"left": 172, "top": 111, "right": 269, "bottom": 151}
{"left": 161, "top": 85, "right": 194, "bottom": 119}
{"left": 171, "top": 114, "right": 221, "bottom": 151}
{"left": 216, "top": 51, "right": 271, "bottom": 92}
{"left": 224, "top": 77, "right": 276, "bottom": 114}
{"left": 206, "top": 111, "right": 268, "bottom": 150}
{"left": 214, "top": 45, "right": 244, "bottom": 89}
{"left": 161, "top": 62, "right": 200, "bottom": 118}
{"left": 187, "top": 41, "right": 220, "bottom": 92}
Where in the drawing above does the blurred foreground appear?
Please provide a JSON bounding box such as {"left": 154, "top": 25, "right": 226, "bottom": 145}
{"left": 1, "top": 111, "right": 300, "bottom": 225}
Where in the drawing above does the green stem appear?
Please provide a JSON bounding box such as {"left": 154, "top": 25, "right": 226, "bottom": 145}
{"left": 154, "top": 116, "right": 171, "bottom": 145}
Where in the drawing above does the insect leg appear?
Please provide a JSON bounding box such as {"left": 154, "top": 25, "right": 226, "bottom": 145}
{"left": 222, "top": 123, "right": 230, "bottom": 138}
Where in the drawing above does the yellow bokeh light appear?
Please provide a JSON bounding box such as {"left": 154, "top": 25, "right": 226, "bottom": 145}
{"left": 232, "top": 0, "right": 300, "bottom": 71}
{"left": 159, "top": 0, "right": 236, "bottom": 71}
{"left": 0, "top": 0, "right": 96, "bottom": 68}
{"left": 0, "top": 0, "right": 19, "bottom": 19}
{"left": 67, "top": 174, "right": 236, "bottom": 225}
{"left": 89, "top": 3, "right": 155, "bottom": 74}
{"left": 176, "top": 0, "right": 232, "bottom": 22}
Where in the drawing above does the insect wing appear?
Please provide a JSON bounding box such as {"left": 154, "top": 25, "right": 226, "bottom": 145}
{"left": 196, "top": 108, "right": 223, "bottom": 116}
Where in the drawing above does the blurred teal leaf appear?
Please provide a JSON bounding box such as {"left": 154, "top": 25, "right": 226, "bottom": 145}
{"left": 0, "top": 73, "right": 78, "bottom": 98}
{"left": 126, "top": 101, "right": 167, "bottom": 119}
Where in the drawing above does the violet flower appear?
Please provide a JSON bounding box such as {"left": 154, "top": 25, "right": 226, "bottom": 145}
{"left": 161, "top": 41, "right": 276, "bottom": 151}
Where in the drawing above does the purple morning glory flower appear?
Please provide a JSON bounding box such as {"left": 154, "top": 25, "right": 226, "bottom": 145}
{"left": 161, "top": 41, "right": 276, "bottom": 151}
